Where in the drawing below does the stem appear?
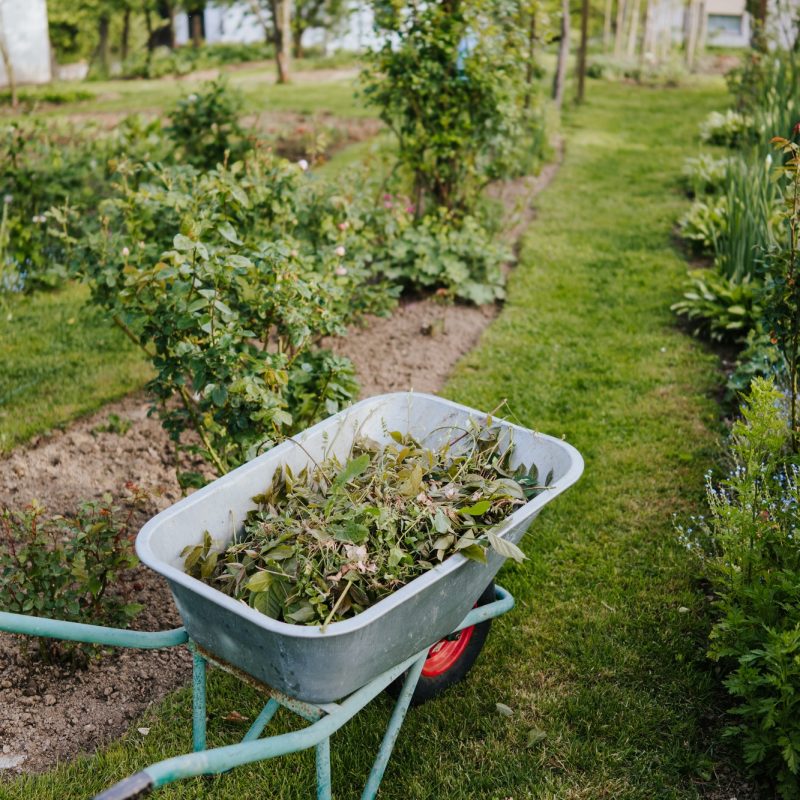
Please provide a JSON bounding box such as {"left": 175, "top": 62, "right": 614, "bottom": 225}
{"left": 177, "top": 385, "right": 229, "bottom": 475}
{"left": 112, "top": 315, "right": 155, "bottom": 359}
{"left": 321, "top": 579, "right": 352, "bottom": 631}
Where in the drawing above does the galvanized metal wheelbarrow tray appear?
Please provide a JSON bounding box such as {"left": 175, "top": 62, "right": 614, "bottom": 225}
{"left": 0, "top": 393, "right": 583, "bottom": 799}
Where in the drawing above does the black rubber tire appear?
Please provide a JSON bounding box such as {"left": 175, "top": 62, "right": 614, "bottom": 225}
{"left": 386, "top": 581, "right": 495, "bottom": 707}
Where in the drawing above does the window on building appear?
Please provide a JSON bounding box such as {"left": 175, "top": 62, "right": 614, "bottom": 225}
{"left": 708, "top": 13, "right": 743, "bottom": 34}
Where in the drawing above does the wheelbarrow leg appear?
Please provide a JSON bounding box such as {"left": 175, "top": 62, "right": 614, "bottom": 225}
{"left": 316, "top": 737, "right": 332, "bottom": 800}
{"left": 360, "top": 652, "right": 426, "bottom": 800}
{"left": 191, "top": 647, "right": 207, "bottom": 752}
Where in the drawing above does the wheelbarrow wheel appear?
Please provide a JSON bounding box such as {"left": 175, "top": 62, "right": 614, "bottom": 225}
{"left": 387, "top": 581, "right": 495, "bottom": 707}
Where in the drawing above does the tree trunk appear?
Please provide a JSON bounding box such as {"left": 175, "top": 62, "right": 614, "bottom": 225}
{"left": 168, "top": 2, "right": 177, "bottom": 48}
{"left": 641, "top": 0, "right": 651, "bottom": 58}
{"left": 274, "top": 0, "right": 291, "bottom": 84}
{"left": 578, "top": 0, "right": 590, "bottom": 102}
{"left": 98, "top": 14, "right": 111, "bottom": 76}
{"left": 626, "top": 0, "right": 641, "bottom": 58}
{"left": 190, "top": 11, "right": 203, "bottom": 48}
{"left": 145, "top": 8, "right": 154, "bottom": 52}
{"left": 603, "top": 0, "right": 613, "bottom": 50}
{"left": 0, "top": 20, "right": 17, "bottom": 108}
{"left": 685, "top": 0, "right": 700, "bottom": 68}
{"left": 293, "top": 26, "right": 304, "bottom": 59}
{"left": 751, "top": 0, "right": 768, "bottom": 49}
{"left": 524, "top": 7, "right": 537, "bottom": 109}
{"left": 121, "top": 8, "right": 131, "bottom": 62}
{"left": 614, "top": 0, "right": 627, "bottom": 56}
{"left": 553, "top": 0, "right": 570, "bottom": 109}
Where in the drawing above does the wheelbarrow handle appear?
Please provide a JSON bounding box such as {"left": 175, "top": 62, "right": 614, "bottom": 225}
{"left": 92, "top": 771, "right": 153, "bottom": 800}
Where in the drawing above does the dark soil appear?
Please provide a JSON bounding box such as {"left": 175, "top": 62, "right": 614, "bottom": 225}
{"left": 0, "top": 152, "right": 562, "bottom": 777}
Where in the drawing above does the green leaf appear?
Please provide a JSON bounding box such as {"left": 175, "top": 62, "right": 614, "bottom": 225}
{"left": 173, "top": 233, "right": 194, "bottom": 251}
{"left": 486, "top": 531, "right": 527, "bottom": 563}
{"left": 246, "top": 571, "right": 273, "bottom": 593}
{"left": 388, "top": 546, "right": 405, "bottom": 567}
{"left": 333, "top": 453, "right": 371, "bottom": 489}
{"left": 398, "top": 462, "right": 424, "bottom": 497}
{"left": 264, "top": 544, "right": 294, "bottom": 560}
{"left": 459, "top": 499, "right": 492, "bottom": 516}
{"left": 433, "top": 507, "right": 451, "bottom": 533}
{"left": 460, "top": 543, "right": 488, "bottom": 563}
{"left": 333, "top": 521, "right": 370, "bottom": 544}
{"left": 218, "top": 221, "right": 242, "bottom": 245}
{"left": 286, "top": 603, "right": 316, "bottom": 623}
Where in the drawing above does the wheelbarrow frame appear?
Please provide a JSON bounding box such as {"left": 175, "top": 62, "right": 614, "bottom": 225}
{"left": 0, "top": 586, "right": 514, "bottom": 799}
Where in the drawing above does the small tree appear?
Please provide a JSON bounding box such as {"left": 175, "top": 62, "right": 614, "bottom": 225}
{"left": 363, "top": 0, "right": 523, "bottom": 217}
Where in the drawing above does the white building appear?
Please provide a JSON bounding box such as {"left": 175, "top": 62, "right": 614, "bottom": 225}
{"left": 0, "top": 0, "right": 52, "bottom": 87}
{"left": 175, "top": 2, "right": 384, "bottom": 52}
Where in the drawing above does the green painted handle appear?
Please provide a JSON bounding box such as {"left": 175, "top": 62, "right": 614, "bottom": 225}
{"left": 0, "top": 611, "right": 187, "bottom": 649}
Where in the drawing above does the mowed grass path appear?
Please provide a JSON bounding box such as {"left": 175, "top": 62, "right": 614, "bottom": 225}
{"left": 3, "top": 79, "right": 734, "bottom": 799}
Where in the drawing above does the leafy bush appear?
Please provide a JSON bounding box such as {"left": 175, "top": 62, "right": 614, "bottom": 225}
{"left": 727, "top": 50, "right": 800, "bottom": 143}
{"left": 700, "top": 110, "right": 755, "bottom": 148}
{"left": 165, "top": 78, "right": 250, "bottom": 169}
{"left": 60, "top": 151, "right": 395, "bottom": 481}
{"left": 362, "top": 1, "right": 526, "bottom": 217}
{"left": 0, "top": 86, "right": 94, "bottom": 107}
{"left": 120, "top": 42, "right": 275, "bottom": 80}
{"left": 371, "top": 208, "right": 509, "bottom": 304}
{"left": 678, "top": 198, "right": 727, "bottom": 255}
{"left": 671, "top": 269, "right": 763, "bottom": 343}
{"left": 681, "top": 153, "right": 730, "bottom": 197}
{"left": 678, "top": 378, "right": 800, "bottom": 797}
{"left": 0, "top": 122, "right": 102, "bottom": 292}
{"left": 727, "top": 328, "right": 784, "bottom": 399}
{"left": 759, "top": 134, "right": 800, "bottom": 450}
{"left": 714, "top": 153, "right": 781, "bottom": 282}
{"left": 0, "top": 488, "right": 146, "bottom": 661}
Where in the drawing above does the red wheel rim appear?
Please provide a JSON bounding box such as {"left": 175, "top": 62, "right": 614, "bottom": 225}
{"left": 421, "top": 625, "right": 475, "bottom": 677}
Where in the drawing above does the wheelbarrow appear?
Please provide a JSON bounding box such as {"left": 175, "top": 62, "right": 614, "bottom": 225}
{"left": 0, "top": 393, "right": 584, "bottom": 799}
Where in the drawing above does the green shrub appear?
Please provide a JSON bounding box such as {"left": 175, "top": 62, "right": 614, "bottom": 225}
{"left": 714, "top": 153, "right": 781, "bottom": 282}
{"left": 362, "top": 0, "right": 527, "bottom": 217}
{"left": 681, "top": 153, "right": 730, "bottom": 197}
{"left": 758, "top": 134, "right": 800, "bottom": 450}
{"left": 678, "top": 378, "right": 800, "bottom": 797}
{"left": 0, "top": 489, "right": 146, "bottom": 661}
{"left": 0, "top": 86, "right": 94, "bottom": 107}
{"left": 60, "top": 150, "right": 395, "bottom": 480}
{"left": 699, "top": 110, "right": 755, "bottom": 148}
{"left": 0, "top": 122, "right": 102, "bottom": 292}
{"left": 727, "top": 50, "right": 800, "bottom": 143}
{"left": 678, "top": 197, "right": 727, "bottom": 255}
{"left": 671, "top": 269, "right": 763, "bottom": 343}
{"left": 165, "top": 78, "right": 250, "bottom": 170}
{"left": 370, "top": 207, "right": 509, "bottom": 304}
{"left": 726, "top": 327, "right": 783, "bottom": 399}
{"left": 120, "top": 42, "right": 275, "bottom": 80}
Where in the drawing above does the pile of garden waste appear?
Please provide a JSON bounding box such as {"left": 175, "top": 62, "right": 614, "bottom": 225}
{"left": 183, "top": 419, "right": 548, "bottom": 627}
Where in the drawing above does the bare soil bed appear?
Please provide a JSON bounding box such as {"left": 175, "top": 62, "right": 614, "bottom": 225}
{"left": 0, "top": 156, "right": 560, "bottom": 777}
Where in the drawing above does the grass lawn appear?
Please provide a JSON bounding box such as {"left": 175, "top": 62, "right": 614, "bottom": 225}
{"left": 30, "top": 66, "right": 369, "bottom": 120}
{"left": 0, "top": 284, "right": 151, "bottom": 453}
{"left": 2, "top": 77, "right": 737, "bottom": 799}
